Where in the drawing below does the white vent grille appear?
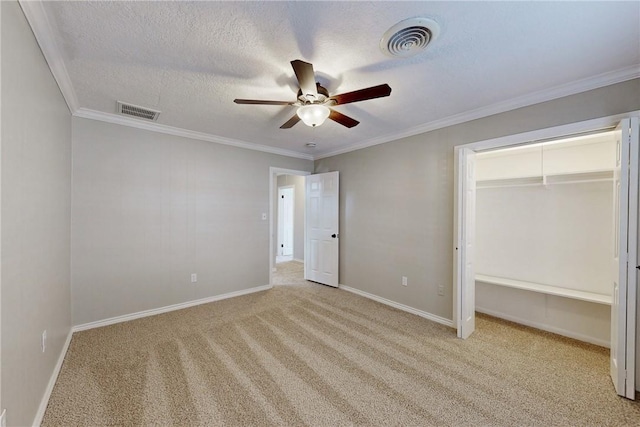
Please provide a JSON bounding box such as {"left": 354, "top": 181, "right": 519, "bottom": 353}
{"left": 117, "top": 101, "right": 160, "bottom": 121}
{"left": 380, "top": 18, "right": 440, "bottom": 58}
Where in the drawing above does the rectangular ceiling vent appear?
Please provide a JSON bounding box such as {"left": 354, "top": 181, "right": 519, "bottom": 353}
{"left": 116, "top": 101, "right": 160, "bottom": 121}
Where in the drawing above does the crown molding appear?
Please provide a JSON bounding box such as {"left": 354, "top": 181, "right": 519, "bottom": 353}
{"left": 20, "top": 0, "right": 638, "bottom": 162}
{"left": 314, "top": 65, "right": 640, "bottom": 160}
{"left": 74, "top": 108, "right": 314, "bottom": 160}
{"left": 19, "top": 0, "right": 79, "bottom": 113}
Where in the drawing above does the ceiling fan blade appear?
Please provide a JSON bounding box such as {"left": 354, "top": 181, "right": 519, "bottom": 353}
{"left": 329, "top": 84, "right": 392, "bottom": 105}
{"left": 291, "top": 59, "right": 318, "bottom": 99}
{"left": 280, "top": 114, "right": 301, "bottom": 129}
{"left": 234, "top": 99, "right": 293, "bottom": 105}
{"left": 329, "top": 109, "right": 359, "bottom": 128}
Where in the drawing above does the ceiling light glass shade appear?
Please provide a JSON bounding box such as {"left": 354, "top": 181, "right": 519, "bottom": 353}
{"left": 297, "top": 104, "right": 330, "bottom": 127}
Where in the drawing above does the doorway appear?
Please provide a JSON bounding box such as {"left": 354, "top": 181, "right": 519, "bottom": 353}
{"left": 277, "top": 186, "right": 294, "bottom": 262}
{"left": 454, "top": 116, "right": 639, "bottom": 398}
{"left": 269, "top": 168, "right": 310, "bottom": 286}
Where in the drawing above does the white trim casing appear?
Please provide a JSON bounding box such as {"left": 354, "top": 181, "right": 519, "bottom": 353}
{"left": 73, "top": 284, "right": 271, "bottom": 332}
{"left": 455, "top": 112, "right": 640, "bottom": 154}
{"left": 340, "top": 285, "right": 454, "bottom": 328}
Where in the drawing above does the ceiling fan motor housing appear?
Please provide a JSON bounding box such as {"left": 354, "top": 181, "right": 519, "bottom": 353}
{"left": 298, "top": 83, "right": 330, "bottom": 104}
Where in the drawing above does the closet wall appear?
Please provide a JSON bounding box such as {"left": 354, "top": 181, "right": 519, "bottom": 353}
{"left": 475, "top": 132, "right": 616, "bottom": 346}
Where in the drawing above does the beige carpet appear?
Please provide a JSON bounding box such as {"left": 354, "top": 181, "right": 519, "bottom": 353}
{"left": 43, "top": 284, "right": 640, "bottom": 426}
{"left": 272, "top": 260, "right": 305, "bottom": 285}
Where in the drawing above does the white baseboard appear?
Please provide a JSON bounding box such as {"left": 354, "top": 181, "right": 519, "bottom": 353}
{"left": 33, "top": 329, "right": 73, "bottom": 426}
{"left": 476, "top": 306, "right": 610, "bottom": 348}
{"left": 73, "top": 284, "right": 273, "bottom": 332}
{"left": 339, "top": 285, "right": 454, "bottom": 328}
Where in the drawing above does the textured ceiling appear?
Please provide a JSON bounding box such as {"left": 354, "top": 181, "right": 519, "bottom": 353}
{"left": 34, "top": 1, "right": 640, "bottom": 158}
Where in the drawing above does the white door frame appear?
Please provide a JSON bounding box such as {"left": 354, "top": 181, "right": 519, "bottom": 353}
{"left": 453, "top": 113, "right": 639, "bottom": 386}
{"left": 269, "top": 167, "right": 310, "bottom": 286}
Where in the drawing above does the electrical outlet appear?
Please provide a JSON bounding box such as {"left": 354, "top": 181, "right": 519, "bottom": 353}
{"left": 191, "top": 273, "right": 197, "bottom": 283}
{"left": 41, "top": 330, "right": 47, "bottom": 353}
{"left": 1, "top": 409, "right": 7, "bottom": 427}
{"left": 402, "top": 276, "right": 408, "bottom": 286}
{"left": 438, "top": 285, "right": 445, "bottom": 296}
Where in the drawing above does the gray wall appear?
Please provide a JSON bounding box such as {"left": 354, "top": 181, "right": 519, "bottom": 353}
{"left": 71, "top": 117, "right": 312, "bottom": 325}
{"left": 315, "top": 78, "right": 640, "bottom": 322}
{"left": 276, "top": 174, "right": 305, "bottom": 262}
{"left": 1, "top": 2, "right": 72, "bottom": 426}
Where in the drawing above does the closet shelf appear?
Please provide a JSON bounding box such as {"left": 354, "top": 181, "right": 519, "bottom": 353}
{"left": 475, "top": 274, "right": 612, "bottom": 305}
{"left": 476, "top": 169, "right": 613, "bottom": 189}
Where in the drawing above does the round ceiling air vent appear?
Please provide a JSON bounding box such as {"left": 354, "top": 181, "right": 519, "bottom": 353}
{"left": 380, "top": 17, "right": 440, "bottom": 58}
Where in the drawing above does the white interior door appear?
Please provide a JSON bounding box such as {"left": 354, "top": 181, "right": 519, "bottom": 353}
{"left": 305, "top": 171, "right": 339, "bottom": 287}
{"left": 459, "top": 148, "right": 477, "bottom": 339}
{"left": 277, "top": 187, "right": 294, "bottom": 257}
{"left": 610, "top": 117, "right": 638, "bottom": 398}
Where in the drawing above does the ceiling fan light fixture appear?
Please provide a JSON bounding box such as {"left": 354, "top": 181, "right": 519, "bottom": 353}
{"left": 297, "top": 104, "right": 330, "bottom": 127}
{"left": 234, "top": 59, "right": 390, "bottom": 129}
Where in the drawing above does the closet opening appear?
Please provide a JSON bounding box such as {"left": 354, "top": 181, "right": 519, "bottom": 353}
{"left": 454, "top": 116, "right": 639, "bottom": 398}
{"left": 474, "top": 131, "right": 616, "bottom": 347}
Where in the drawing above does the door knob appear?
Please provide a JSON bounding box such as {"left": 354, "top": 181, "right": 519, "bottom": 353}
{"left": 331, "top": 234, "right": 338, "bottom": 238}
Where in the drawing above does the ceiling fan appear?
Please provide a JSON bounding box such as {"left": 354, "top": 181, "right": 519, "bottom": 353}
{"left": 234, "top": 60, "right": 392, "bottom": 129}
